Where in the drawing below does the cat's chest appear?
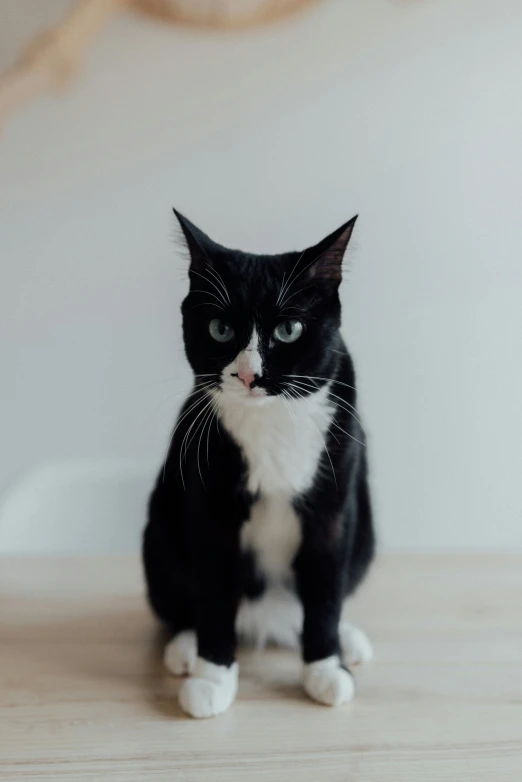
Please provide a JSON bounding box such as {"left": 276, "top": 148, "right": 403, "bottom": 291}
{"left": 217, "top": 388, "right": 333, "bottom": 582}
{"left": 218, "top": 387, "right": 332, "bottom": 496}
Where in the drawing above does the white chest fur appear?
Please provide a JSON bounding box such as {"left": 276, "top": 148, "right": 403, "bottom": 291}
{"left": 217, "top": 385, "right": 333, "bottom": 496}
{"left": 240, "top": 494, "right": 301, "bottom": 581}
{"left": 217, "top": 386, "right": 333, "bottom": 582}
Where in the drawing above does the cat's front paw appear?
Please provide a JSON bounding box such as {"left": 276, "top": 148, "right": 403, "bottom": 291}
{"left": 178, "top": 658, "right": 238, "bottom": 718}
{"left": 303, "top": 656, "right": 355, "bottom": 707}
{"left": 164, "top": 631, "right": 197, "bottom": 676}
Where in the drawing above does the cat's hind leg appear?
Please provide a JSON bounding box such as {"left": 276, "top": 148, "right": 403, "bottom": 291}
{"left": 339, "top": 621, "right": 374, "bottom": 666}
{"left": 143, "top": 482, "right": 196, "bottom": 675}
{"left": 164, "top": 631, "right": 197, "bottom": 676}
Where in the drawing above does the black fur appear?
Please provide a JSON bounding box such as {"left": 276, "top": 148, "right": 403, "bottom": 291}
{"left": 143, "top": 211, "right": 375, "bottom": 670}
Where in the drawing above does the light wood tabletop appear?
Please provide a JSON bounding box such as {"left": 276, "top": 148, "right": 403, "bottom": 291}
{"left": 0, "top": 553, "right": 521, "bottom": 780}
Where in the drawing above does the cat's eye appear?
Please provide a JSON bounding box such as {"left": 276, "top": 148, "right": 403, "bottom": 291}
{"left": 273, "top": 319, "right": 304, "bottom": 344}
{"left": 209, "top": 318, "right": 235, "bottom": 343}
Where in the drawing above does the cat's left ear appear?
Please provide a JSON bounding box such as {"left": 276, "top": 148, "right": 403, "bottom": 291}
{"left": 301, "top": 215, "right": 358, "bottom": 286}
{"left": 173, "top": 209, "right": 221, "bottom": 273}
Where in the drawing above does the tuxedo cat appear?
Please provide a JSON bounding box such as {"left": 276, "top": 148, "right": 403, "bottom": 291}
{"left": 143, "top": 211, "right": 375, "bottom": 718}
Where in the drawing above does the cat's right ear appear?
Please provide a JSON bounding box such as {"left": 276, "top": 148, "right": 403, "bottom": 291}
{"left": 173, "top": 209, "right": 217, "bottom": 274}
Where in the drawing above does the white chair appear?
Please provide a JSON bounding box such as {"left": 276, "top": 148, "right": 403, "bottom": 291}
{"left": 0, "top": 458, "right": 155, "bottom": 554}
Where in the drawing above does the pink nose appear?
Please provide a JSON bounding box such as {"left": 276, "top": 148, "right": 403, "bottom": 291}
{"left": 237, "top": 369, "right": 255, "bottom": 389}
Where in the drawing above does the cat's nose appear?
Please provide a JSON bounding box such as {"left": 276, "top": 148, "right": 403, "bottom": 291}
{"left": 237, "top": 369, "right": 255, "bottom": 389}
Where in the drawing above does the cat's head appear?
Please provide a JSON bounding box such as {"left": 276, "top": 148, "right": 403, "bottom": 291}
{"left": 177, "top": 210, "right": 357, "bottom": 405}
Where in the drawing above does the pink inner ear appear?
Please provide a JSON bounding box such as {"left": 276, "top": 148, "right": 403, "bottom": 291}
{"left": 305, "top": 217, "right": 357, "bottom": 283}
{"left": 312, "top": 249, "right": 344, "bottom": 282}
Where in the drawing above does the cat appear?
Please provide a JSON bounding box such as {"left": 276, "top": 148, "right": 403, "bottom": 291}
{"left": 143, "top": 210, "right": 375, "bottom": 718}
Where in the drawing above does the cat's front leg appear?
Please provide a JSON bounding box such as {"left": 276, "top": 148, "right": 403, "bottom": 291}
{"left": 294, "top": 541, "right": 355, "bottom": 707}
{"left": 178, "top": 538, "right": 240, "bottom": 719}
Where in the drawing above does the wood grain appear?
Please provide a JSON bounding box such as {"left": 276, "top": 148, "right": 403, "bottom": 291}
{"left": 1, "top": 554, "right": 521, "bottom": 780}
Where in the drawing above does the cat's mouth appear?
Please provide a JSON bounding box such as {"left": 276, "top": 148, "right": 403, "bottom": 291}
{"left": 222, "top": 372, "right": 273, "bottom": 406}
{"left": 230, "top": 373, "right": 266, "bottom": 396}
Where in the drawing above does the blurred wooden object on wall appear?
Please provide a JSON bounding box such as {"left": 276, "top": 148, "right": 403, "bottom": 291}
{"left": 0, "top": 0, "right": 321, "bottom": 127}
{"left": 136, "top": 0, "right": 322, "bottom": 29}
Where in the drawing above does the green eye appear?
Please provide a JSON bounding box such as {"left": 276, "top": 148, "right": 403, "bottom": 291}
{"left": 209, "top": 318, "right": 234, "bottom": 343}
{"left": 273, "top": 319, "right": 304, "bottom": 344}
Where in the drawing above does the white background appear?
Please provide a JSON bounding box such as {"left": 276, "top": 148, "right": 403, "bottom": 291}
{"left": 1, "top": 0, "right": 521, "bottom": 552}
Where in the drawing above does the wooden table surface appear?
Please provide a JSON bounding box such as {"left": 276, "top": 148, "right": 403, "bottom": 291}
{"left": 0, "top": 554, "right": 521, "bottom": 781}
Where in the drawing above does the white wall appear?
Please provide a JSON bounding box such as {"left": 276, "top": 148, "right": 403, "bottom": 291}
{"left": 1, "top": 0, "right": 521, "bottom": 552}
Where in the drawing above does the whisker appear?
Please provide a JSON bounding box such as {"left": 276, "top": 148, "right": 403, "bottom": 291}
{"left": 284, "top": 378, "right": 365, "bottom": 437}
{"left": 283, "top": 386, "right": 340, "bottom": 445}
{"left": 179, "top": 395, "right": 217, "bottom": 489}
{"left": 285, "top": 374, "right": 357, "bottom": 392}
{"left": 189, "top": 302, "right": 224, "bottom": 311}
{"left": 206, "top": 397, "right": 220, "bottom": 467}
{"left": 147, "top": 381, "right": 216, "bottom": 428}
{"left": 280, "top": 389, "right": 299, "bottom": 436}
{"left": 311, "top": 414, "right": 337, "bottom": 490}
{"left": 165, "top": 387, "right": 215, "bottom": 441}
{"left": 286, "top": 383, "right": 360, "bottom": 446}
{"left": 189, "top": 270, "right": 228, "bottom": 307}
{"left": 277, "top": 272, "right": 286, "bottom": 306}
{"left": 277, "top": 249, "right": 306, "bottom": 307}
{"left": 151, "top": 379, "right": 215, "bottom": 411}
{"left": 278, "top": 246, "right": 330, "bottom": 309}
{"left": 190, "top": 289, "right": 226, "bottom": 308}
{"left": 161, "top": 374, "right": 218, "bottom": 384}
{"left": 181, "top": 395, "right": 216, "bottom": 463}
{"left": 284, "top": 380, "right": 365, "bottom": 445}
{"left": 286, "top": 378, "right": 365, "bottom": 433}
{"left": 162, "top": 390, "right": 215, "bottom": 483}
{"left": 328, "top": 416, "right": 363, "bottom": 446}
{"left": 158, "top": 383, "right": 216, "bottom": 404}
{"left": 205, "top": 264, "right": 231, "bottom": 305}
{"left": 326, "top": 393, "right": 365, "bottom": 433}
{"left": 196, "top": 400, "right": 218, "bottom": 488}
{"left": 278, "top": 284, "right": 314, "bottom": 309}
{"left": 279, "top": 307, "right": 318, "bottom": 320}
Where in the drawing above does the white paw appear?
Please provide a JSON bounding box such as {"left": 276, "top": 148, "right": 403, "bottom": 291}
{"left": 340, "top": 622, "right": 374, "bottom": 666}
{"left": 303, "top": 656, "right": 355, "bottom": 706}
{"left": 178, "top": 658, "right": 238, "bottom": 718}
{"left": 164, "top": 631, "right": 197, "bottom": 676}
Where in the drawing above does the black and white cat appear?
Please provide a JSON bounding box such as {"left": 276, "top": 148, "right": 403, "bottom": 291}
{"left": 143, "top": 211, "right": 375, "bottom": 718}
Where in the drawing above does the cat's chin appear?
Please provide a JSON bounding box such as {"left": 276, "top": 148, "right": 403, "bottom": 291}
{"left": 219, "top": 386, "right": 275, "bottom": 408}
{"left": 234, "top": 393, "right": 274, "bottom": 408}
{"left": 241, "top": 393, "right": 274, "bottom": 408}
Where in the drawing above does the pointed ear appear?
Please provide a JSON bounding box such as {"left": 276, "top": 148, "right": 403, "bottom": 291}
{"left": 301, "top": 215, "right": 358, "bottom": 285}
{"left": 173, "top": 209, "right": 219, "bottom": 273}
